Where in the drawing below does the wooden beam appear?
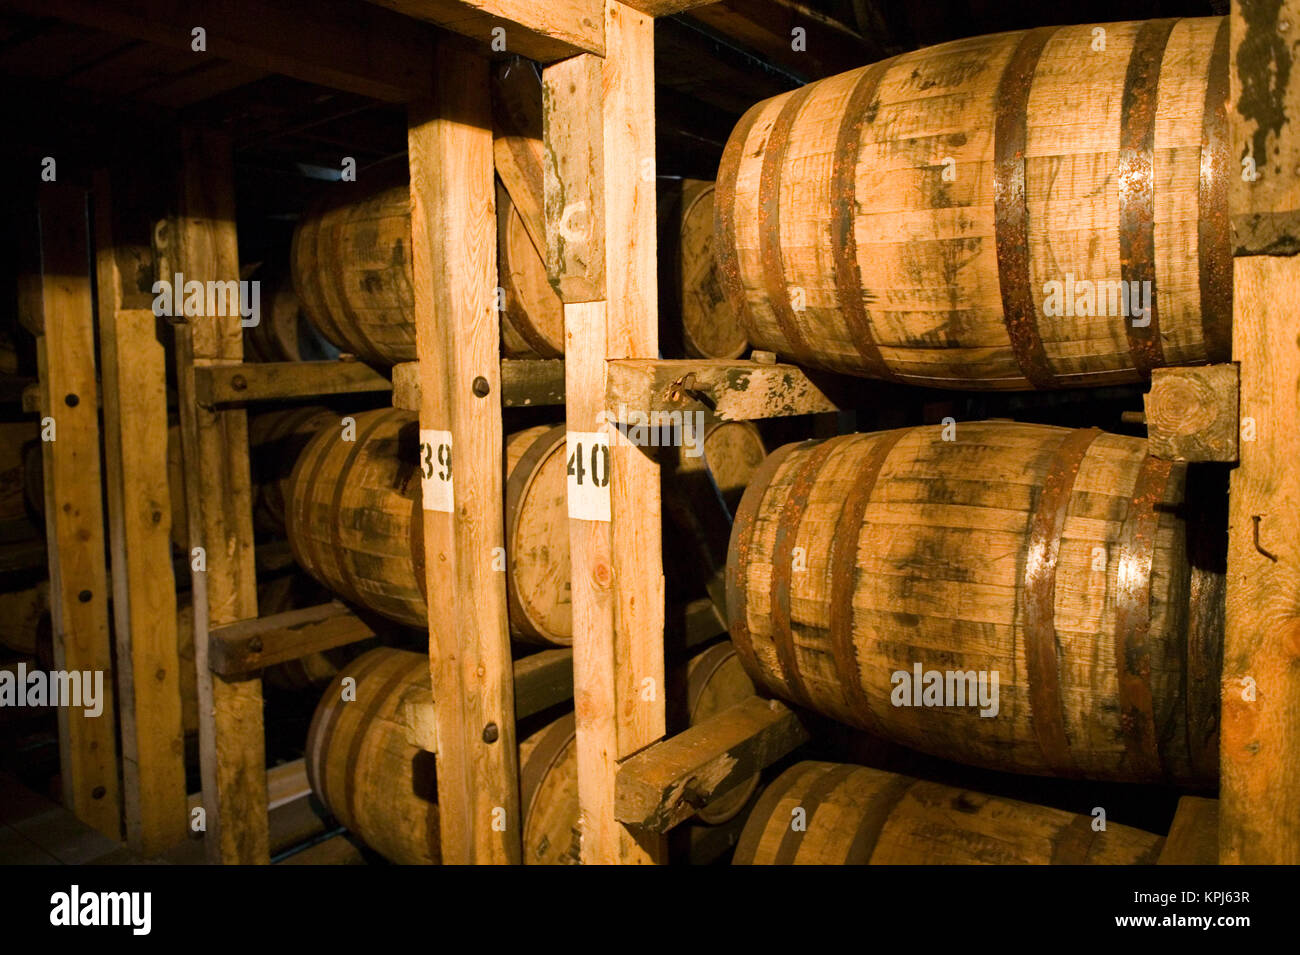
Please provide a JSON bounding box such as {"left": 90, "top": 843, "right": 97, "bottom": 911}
{"left": 684, "top": 0, "right": 880, "bottom": 79}
{"left": 33, "top": 184, "right": 121, "bottom": 840}
{"left": 1143, "top": 364, "right": 1240, "bottom": 463}
{"left": 161, "top": 129, "right": 267, "bottom": 865}
{"left": 546, "top": 0, "right": 666, "bottom": 865}
{"left": 622, "top": 0, "right": 716, "bottom": 14}
{"left": 1231, "top": 0, "right": 1300, "bottom": 253}
{"left": 615, "top": 696, "right": 809, "bottom": 831}
{"left": 367, "top": 0, "right": 604, "bottom": 61}
{"left": 408, "top": 39, "right": 520, "bottom": 865}
{"left": 607, "top": 358, "right": 839, "bottom": 421}
{"left": 512, "top": 649, "right": 575, "bottom": 719}
{"left": 94, "top": 170, "right": 187, "bottom": 857}
{"left": 208, "top": 603, "right": 377, "bottom": 677}
{"left": 391, "top": 359, "right": 565, "bottom": 411}
{"left": 1158, "top": 795, "right": 1219, "bottom": 865}
{"left": 1221, "top": 254, "right": 1300, "bottom": 864}
{"left": 193, "top": 360, "right": 391, "bottom": 407}
{"left": 18, "top": 0, "right": 437, "bottom": 102}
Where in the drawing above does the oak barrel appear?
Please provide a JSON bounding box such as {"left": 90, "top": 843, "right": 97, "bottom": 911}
{"left": 306, "top": 647, "right": 580, "bottom": 864}
{"left": 715, "top": 18, "right": 1232, "bottom": 389}
{"left": 498, "top": 181, "right": 564, "bottom": 358}
{"left": 286, "top": 410, "right": 571, "bottom": 644}
{"left": 660, "top": 179, "right": 748, "bottom": 359}
{"left": 243, "top": 265, "right": 340, "bottom": 363}
{"left": 248, "top": 406, "right": 338, "bottom": 536}
{"left": 727, "top": 421, "right": 1217, "bottom": 784}
{"left": 733, "top": 761, "right": 1165, "bottom": 864}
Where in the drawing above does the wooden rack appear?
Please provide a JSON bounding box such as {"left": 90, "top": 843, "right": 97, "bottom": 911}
{"left": 24, "top": 0, "right": 1300, "bottom": 865}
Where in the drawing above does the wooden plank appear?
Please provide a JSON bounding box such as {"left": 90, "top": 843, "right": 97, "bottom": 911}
{"left": 366, "top": 0, "right": 604, "bottom": 62}
{"left": 685, "top": 0, "right": 880, "bottom": 79}
{"left": 1143, "top": 364, "right": 1240, "bottom": 462}
{"left": 18, "top": 0, "right": 436, "bottom": 102}
{"left": 622, "top": 0, "right": 716, "bottom": 14}
{"left": 547, "top": 0, "right": 665, "bottom": 865}
{"left": 392, "top": 359, "right": 565, "bottom": 411}
{"left": 1231, "top": 1, "right": 1300, "bottom": 253}
{"left": 607, "top": 358, "right": 839, "bottom": 421}
{"left": 208, "top": 603, "right": 377, "bottom": 677}
{"left": 1158, "top": 795, "right": 1219, "bottom": 865}
{"left": 615, "top": 696, "right": 810, "bottom": 832}
{"left": 492, "top": 57, "right": 547, "bottom": 258}
{"left": 542, "top": 52, "right": 605, "bottom": 303}
{"left": 94, "top": 171, "right": 187, "bottom": 857}
{"left": 161, "top": 129, "right": 267, "bottom": 865}
{"left": 408, "top": 39, "right": 520, "bottom": 865}
{"left": 1221, "top": 253, "right": 1300, "bottom": 864}
{"left": 512, "top": 649, "right": 575, "bottom": 719}
{"left": 33, "top": 184, "right": 121, "bottom": 840}
{"left": 193, "top": 360, "right": 391, "bottom": 406}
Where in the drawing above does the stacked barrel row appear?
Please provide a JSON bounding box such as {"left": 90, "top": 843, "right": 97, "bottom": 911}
{"left": 713, "top": 17, "right": 1228, "bottom": 861}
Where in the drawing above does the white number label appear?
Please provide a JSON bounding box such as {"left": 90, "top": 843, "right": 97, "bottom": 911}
{"left": 566, "top": 431, "right": 610, "bottom": 522}
{"left": 420, "top": 429, "right": 453, "bottom": 512}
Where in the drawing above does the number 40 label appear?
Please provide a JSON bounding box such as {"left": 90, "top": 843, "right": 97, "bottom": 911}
{"left": 420, "top": 429, "right": 453, "bottom": 513}
{"left": 566, "top": 431, "right": 610, "bottom": 522}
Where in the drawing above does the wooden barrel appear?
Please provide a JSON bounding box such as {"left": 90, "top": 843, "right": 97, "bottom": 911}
{"left": 244, "top": 266, "right": 340, "bottom": 363}
{"left": 292, "top": 178, "right": 562, "bottom": 364}
{"left": 497, "top": 181, "right": 564, "bottom": 358}
{"left": 682, "top": 642, "right": 760, "bottom": 824}
{"left": 715, "top": 17, "right": 1232, "bottom": 389}
{"left": 681, "top": 419, "right": 766, "bottom": 513}
{"left": 306, "top": 647, "right": 580, "bottom": 864}
{"left": 733, "top": 761, "right": 1166, "bottom": 864}
{"left": 660, "top": 179, "right": 747, "bottom": 359}
{"left": 287, "top": 410, "right": 571, "bottom": 644}
{"left": 248, "top": 406, "right": 338, "bottom": 536}
{"left": 728, "top": 420, "right": 1215, "bottom": 784}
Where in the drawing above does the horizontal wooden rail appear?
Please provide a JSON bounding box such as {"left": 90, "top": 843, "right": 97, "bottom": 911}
{"left": 391, "top": 359, "right": 565, "bottom": 411}
{"left": 365, "top": 0, "right": 604, "bottom": 62}
{"left": 615, "top": 696, "right": 811, "bottom": 832}
{"left": 194, "top": 360, "right": 392, "bottom": 406}
{"left": 606, "top": 358, "right": 839, "bottom": 422}
{"left": 208, "top": 602, "right": 377, "bottom": 676}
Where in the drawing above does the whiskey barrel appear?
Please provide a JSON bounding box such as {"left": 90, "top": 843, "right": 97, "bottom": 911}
{"left": 248, "top": 406, "right": 337, "bottom": 536}
{"left": 733, "top": 761, "right": 1166, "bottom": 864}
{"left": 286, "top": 410, "right": 571, "bottom": 644}
{"left": 682, "top": 642, "right": 760, "bottom": 824}
{"left": 728, "top": 420, "right": 1215, "bottom": 784}
{"left": 715, "top": 17, "right": 1231, "bottom": 389}
{"left": 498, "top": 181, "right": 564, "bottom": 359}
{"left": 244, "top": 266, "right": 340, "bottom": 363}
{"left": 660, "top": 179, "right": 747, "bottom": 359}
{"left": 306, "top": 647, "right": 580, "bottom": 864}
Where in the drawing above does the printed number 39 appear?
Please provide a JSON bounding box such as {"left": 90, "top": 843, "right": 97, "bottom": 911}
{"left": 422, "top": 441, "right": 451, "bottom": 481}
{"left": 567, "top": 442, "right": 609, "bottom": 488}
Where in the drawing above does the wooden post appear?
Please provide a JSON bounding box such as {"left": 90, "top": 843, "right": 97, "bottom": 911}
{"left": 31, "top": 183, "right": 121, "bottom": 839}
{"left": 93, "top": 169, "right": 187, "bottom": 855}
{"left": 408, "top": 38, "right": 521, "bottom": 864}
{"left": 544, "top": 0, "right": 666, "bottom": 864}
{"left": 1222, "top": 0, "right": 1300, "bottom": 864}
{"left": 160, "top": 130, "right": 267, "bottom": 864}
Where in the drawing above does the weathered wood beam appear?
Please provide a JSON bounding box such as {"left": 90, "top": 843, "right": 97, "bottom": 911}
{"left": 684, "top": 0, "right": 880, "bottom": 79}
{"left": 94, "top": 170, "right": 187, "bottom": 857}
{"left": 607, "top": 358, "right": 839, "bottom": 422}
{"left": 409, "top": 39, "right": 521, "bottom": 864}
{"left": 615, "top": 696, "right": 809, "bottom": 832}
{"left": 33, "top": 184, "right": 122, "bottom": 840}
{"left": 161, "top": 129, "right": 267, "bottom": 865}
{"left": 1142, "top": 364, "right": 1239, "bottom": 463}
{"left": 193, "top": 360, "right": 391, "bottom": 407}
{"left": 13, "top": 0, "right": 437, "bottom": 102}
{"left": 367, "top": 0, "right": 604, "bottom": 62}
{"left": 391, "top": 359, "right": 564, "bottom": 411}
{"left": 208, "top": 602, "right": 377, "bottom": 677}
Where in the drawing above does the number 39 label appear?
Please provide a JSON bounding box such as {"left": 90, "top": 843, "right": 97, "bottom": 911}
{"left": 419, "top": 429, "right": 453, "bottom": 512}
{"left": 566, "top": 431, "right": 610, "bottom": 522}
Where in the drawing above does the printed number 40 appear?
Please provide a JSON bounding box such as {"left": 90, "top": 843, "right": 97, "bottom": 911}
{"left": 421, "top": 441, "right": 451, "bottom": 481}
{"left": 567, "top": 442, "right": 610, "bottom": 488}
